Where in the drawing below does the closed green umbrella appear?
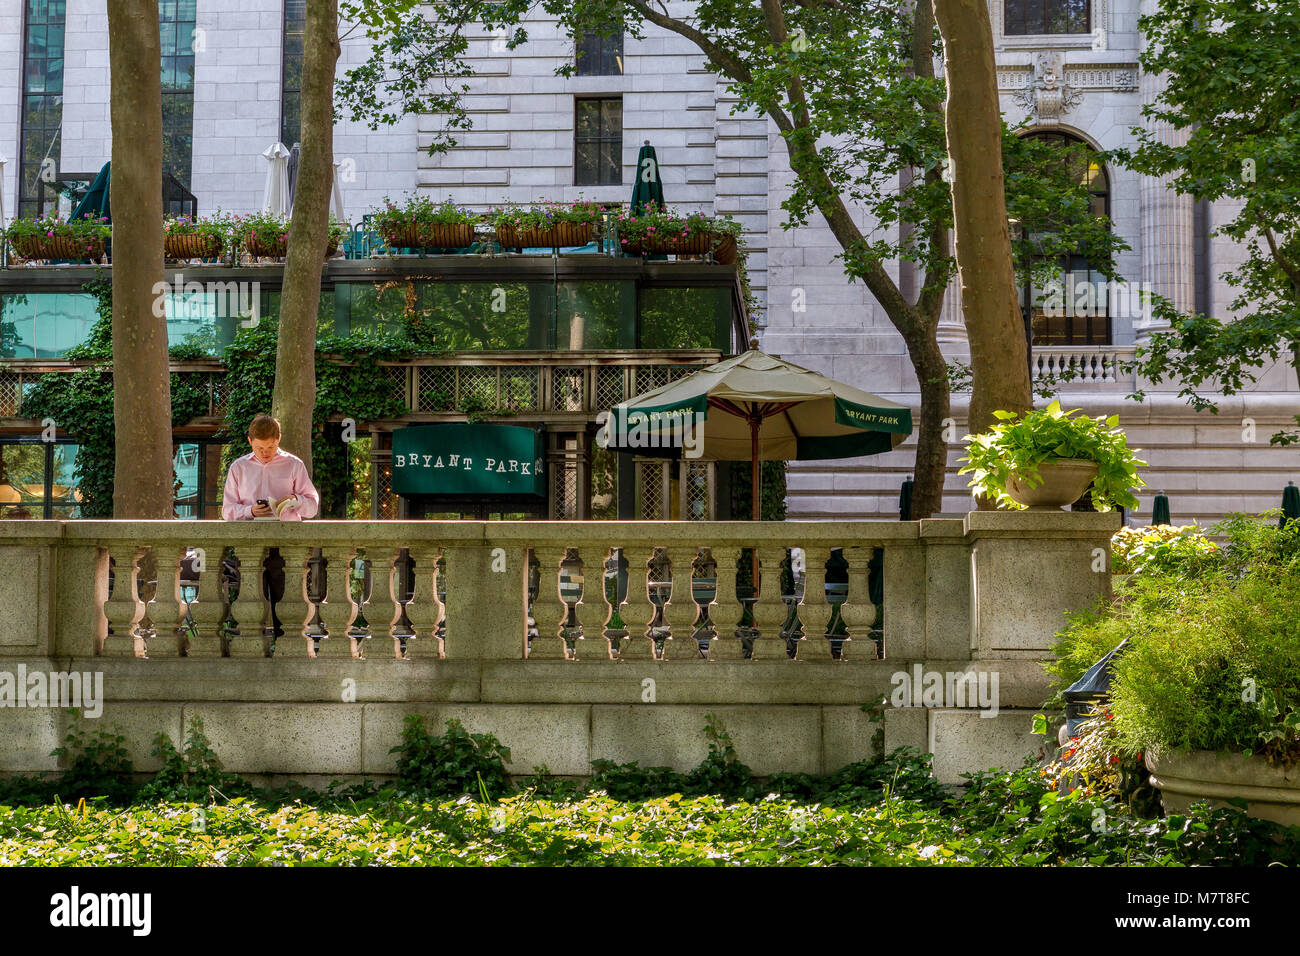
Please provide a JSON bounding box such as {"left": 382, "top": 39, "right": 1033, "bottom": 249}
{"left": 899, "top": 475, "right": 915, "bottom": 521}
{"left": 1152, "top": 491, "right": 1171, "bottom": 526}
{"left": 630, "top": 141, "right": 665, "bottom": 215}
{"left": 1281, "top": 481, "right": 1300, "bottom": 528}
{"left": 71, "top": 162, "right": 112, "bottom": 223}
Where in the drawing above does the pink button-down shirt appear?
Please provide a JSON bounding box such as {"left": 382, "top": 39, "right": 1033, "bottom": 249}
{"left": 221, "top": 449, "right": 321, "bottom": 521}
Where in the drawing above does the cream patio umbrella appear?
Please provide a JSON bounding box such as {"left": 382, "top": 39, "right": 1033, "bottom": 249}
{"left": 603, "top": 338, "right": 913, "bottom": 520}
{"left": 261, "top": 143, "right": 292, "bottom": 216}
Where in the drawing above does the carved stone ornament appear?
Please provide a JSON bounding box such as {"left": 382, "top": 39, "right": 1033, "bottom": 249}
{"left": 1013, "top": 51, "right": 1084, "bottom": 126}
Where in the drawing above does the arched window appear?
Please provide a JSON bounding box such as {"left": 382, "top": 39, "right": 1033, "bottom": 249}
{"left": 1018, "top": 131, "right": 1112, "bottom": 346}
{"left": 1005, "top": 0, "right": 1090, "bottom": 35}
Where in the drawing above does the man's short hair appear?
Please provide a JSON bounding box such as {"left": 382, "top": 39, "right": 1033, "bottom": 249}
{"left": 248, "top": 413, "right": 281, "bottom": 440}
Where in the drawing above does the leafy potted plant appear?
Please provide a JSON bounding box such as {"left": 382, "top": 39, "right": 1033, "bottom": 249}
{"left": 616, "top": 203, "right": 741, "bottom": 263}
{"left": 372, "top": 195, "right": 479, "bottom": 251}
{"left": 959, "top": 400, "right": 1146, "bottom": 511}
{"left": 4, "top": 214, "right": 112, "bottom": 262}
{"left": 490, "top": 201, "right": 602, "bottom": 249}
{"left": 163, "top": 213, "right": 228, "bottom": 260}
{"left": 236, "top": 212, "right": 344, "bottom": 259}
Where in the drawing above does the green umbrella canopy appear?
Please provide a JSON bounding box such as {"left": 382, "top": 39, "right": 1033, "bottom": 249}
{"left": 1281, "top": 481, "right": 1300, "bottom": 528}
{"left": 630, "top": 141, "right": 665, "bottom": 215}
{"left": 603, "top": 342, "right": 913, "bottom": 519}
{"left": 70, "top": 162, "right": 111, "bottom": 224}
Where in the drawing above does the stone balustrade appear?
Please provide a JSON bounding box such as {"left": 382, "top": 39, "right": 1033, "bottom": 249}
{"left": 0, "top": 513, "right": 1119, "bottom": 784}
{"left": 1032, "top": 346, "right": 1136, "bottom": 387}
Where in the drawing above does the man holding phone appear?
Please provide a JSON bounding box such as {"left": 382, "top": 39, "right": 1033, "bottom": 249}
{"left": 221, "top": 414, "right": 321, "bottom": 650}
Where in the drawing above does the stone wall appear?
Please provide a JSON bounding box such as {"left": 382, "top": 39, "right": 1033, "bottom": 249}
{"left": 0, "top": 513, "right": 1118, "bottom": 785}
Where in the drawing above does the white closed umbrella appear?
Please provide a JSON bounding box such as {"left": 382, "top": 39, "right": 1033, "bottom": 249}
{"left": 331, "top": 161, "right": 346, "bottom": 221}
{"left": 0, "top": 155, "right": 7, "bottom": 228}
{"left": 261, "top": 143, "right": 291, "bottom": 216}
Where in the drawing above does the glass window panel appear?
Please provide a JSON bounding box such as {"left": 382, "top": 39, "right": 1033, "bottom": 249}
{"left": 50, "top": 443, "right": 80, "bottom": 518}
{"left": 418, "top": 282, "right": 535, "bottom": 350}
{"left": 26, "top": 24, "right": 46, "bottom": 58}
{"left": 640, "top": 287, "right": 729, "bottom": 349}
{"left": 173, "top": 442, "right": 200, "bottom": 520}
{"left": 0, "top": 443, "right": 48, "bottom": 519}
{"left": 556, "top": 281, "right": 630, "bottom": 349}
{"left": 44, "top": 57, "right": 62, "bottom": 91}
{"left": 341, "top": 282, "right": 408, "bottom": 336}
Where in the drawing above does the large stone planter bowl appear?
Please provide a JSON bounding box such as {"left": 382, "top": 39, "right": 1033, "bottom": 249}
{"left": 1146, "top": 749, "right": 1300, "bottom": 826}
{"left": 1005, "top": 458, "right": 1098, "bottom": 511}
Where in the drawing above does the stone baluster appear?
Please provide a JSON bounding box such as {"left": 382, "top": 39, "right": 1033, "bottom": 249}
{"left": 795, "top": 545, "right": 833, "bottom": 661}
{"left": 101, "top": 546, "right": 143, "bottom": 658}
{"left": 184, "top": 545, "right": 228, "bottom": 659}
{"left": 275, "top": 546, "right": 314, "bottom": 659}
{"left": 707, "top": 547, "right": 745, "bottom": 661}
{"left": 602, "top": 549, "right": 630, "bottom": 660}
{"left": 133, "top": 549, "right": 160, "bottom": 659}
{"left": 575, "top": 547, "right": 611, "bottom": 661}
{"left": 223, "top": 545, "right": 270, "bottom": 658}
{"left": 403, "top": 543, "right": 443, "bottom": 660}
{"left": 527, "top": 546, "right": 568, "bottom": 659}
{"left": 366, "top": 547, "right": 401, "bottom": 660}
{"left": 619, "top": 548, "right": 655, "bottom": 660}
{"left": 645, "top": 548, "right": 673, "bottom": 660}
{"left": 315, "top": 544, "right": 359, "bottom": 659}
{"left": 839, "top": 545, "right": 878, "bottom": 661}
{"left": 169, "top": 545, "right": 197, "bottom": 658}
{"left": 751, "top": 545, "right": 789, "bottom": 660}
{"left": 663, "top": 546, "right": 703, "bottom": 661}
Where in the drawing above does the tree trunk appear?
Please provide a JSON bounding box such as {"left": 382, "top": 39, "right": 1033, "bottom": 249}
{"left": 108, "top": 0, "right": 173, "bottom": 518}
{"left": 272, "top": 0, "right": 340, "bottom": 474}
{"left": 931, "top": 0, "right": 1031, "bottom": 446}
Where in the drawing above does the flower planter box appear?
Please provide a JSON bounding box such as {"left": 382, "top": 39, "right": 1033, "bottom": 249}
{"left": 623, "top": 232, "right": 737, "bottom": 261}
{"left": 245, "top": 236, "right": 339, "bottom": 259}
{"left": 496, "top": 222, "right": 595, "bottom": 250}
{"left": 381, "top": 223, "right": 474, "bottom": 251}
{"left": 164, "top": 233, "right": 223, "bottom": 260}
{"left": 1005, "top": 458, "right": 1099, "bottom": 510}
{"left": 1146, "top": 749, "right": 1300, "bottom": 826}
{"left": 10, "top": 235, "right": 107, "bottom": 262}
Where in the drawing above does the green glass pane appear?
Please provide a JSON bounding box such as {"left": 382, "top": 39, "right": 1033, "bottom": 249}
{"left": 639, "top": 287, "right": 728, "bottom": 349}
{"left": 419, "top": 282, "right": 533, "bottom": 350}
{"left": 556, "top": 281, "right": 628, "bottom": 350}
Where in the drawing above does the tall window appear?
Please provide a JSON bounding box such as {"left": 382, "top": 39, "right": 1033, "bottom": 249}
{"left": 1004, "top": 0, "right": 1089, "bottom": 35}
{"left": 1019, "top": 132, "right": 1111, "bottom": 346}
{"left": 575, "top": 97, "right": 622, "bottom": 186}
{"left": 281, "top": 0, "right": 306, "bottom": 146}
{"left": 159, "top": 0, "right": 197, "bottom": 191}
{"left": 18, "top": 0, "right": 67, "bottom": 220}
{"left": 576, "top": 29, "right": 623, "bottom": 75}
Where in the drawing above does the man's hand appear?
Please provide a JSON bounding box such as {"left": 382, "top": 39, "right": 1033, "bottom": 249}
{"left": 251, "top": 501, "right": 274, "bottom": 518}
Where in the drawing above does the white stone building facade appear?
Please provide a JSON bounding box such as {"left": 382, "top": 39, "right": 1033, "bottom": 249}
{"left": 1, "top": 0, "right": 1295, "bottom": 523}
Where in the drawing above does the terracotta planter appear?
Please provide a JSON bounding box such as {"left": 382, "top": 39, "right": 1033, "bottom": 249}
{"left": 382, "top": 223, "right": 474, "bottom": 251}
{"left": 164, "top": 233, "right": 223, "bottom": 260}
{"left": 245, "top": 235, "right": 339, "bottom": 259}
{"left": 1146, "top": 749, "right": 1300, "bottom": 826}
{"left": 496, "top": 222, "right": 595, "bottom": 249}
{"left": 10, "top": 234, "right": 107, "bottom": 262}
{"left": 621, "top": 231, "right": 737, "bottom": 261}
{"left": 1005, "top": 458, "right": 1098, "bottom": 510}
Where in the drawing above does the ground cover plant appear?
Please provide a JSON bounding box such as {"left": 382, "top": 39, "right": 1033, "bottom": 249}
{"left": 2, "top": 710, "right": 1297, "bottom": 866}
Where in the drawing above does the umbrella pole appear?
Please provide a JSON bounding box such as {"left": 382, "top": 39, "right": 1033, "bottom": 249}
{"left": 751, "top": 417, "right": 761, "bottom": 522}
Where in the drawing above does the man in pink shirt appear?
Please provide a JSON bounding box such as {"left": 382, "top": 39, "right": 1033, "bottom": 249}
{"left": 222, "top": 413, "right": 321, "bottom": 521}
{"left": 222, "top": 414, "right": 320, "bottom": 651}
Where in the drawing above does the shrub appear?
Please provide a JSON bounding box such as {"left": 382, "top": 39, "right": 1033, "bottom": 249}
{"left": 49, "top": 720, "right": 136, "bottom": 805}
{"left": 1050, "top": 513, "right": 1300, "bottom": 766}
{"left": 1110, "top": 524, "right": 1218, "bottom": 576}
{"left": 390, "top": 715, "right": 513, "bottom": 798}
{"left": 137, "top": 716, "right": 250, "bottom": 803}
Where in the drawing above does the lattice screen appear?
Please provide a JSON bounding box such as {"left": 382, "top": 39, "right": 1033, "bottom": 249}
{"left": 596, "top": 366, "right": 625, "bottom": 410}
{"left": 417, "top": 366, "right": 456, "bottom": 411}
{"left": 637, "top": 461, "right": 667, "bottom": 520}
{"left": 0, "top": 371, "right": 20, "bottom": 417}
{"left": 500, "top": 366, "right": 541, "bottom": 412}
{"left": 382, "top": 365, "right": 408, "bottom": 408}
{"left": 551, "top": 367, "right": 586, "bottom": 412}
{"left": 460, "top": 366, "right": 499, "bottom": 411}
{"left": 684, "top": 461, "right": 713, "bottom": 521}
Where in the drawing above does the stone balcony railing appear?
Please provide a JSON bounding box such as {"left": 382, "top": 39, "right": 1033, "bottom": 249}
{"left": 0, "top": 514, "right": 1119, "bottom": 783}
{"left": 1032, "top": 346, "right": 1137, "bottom": 388}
